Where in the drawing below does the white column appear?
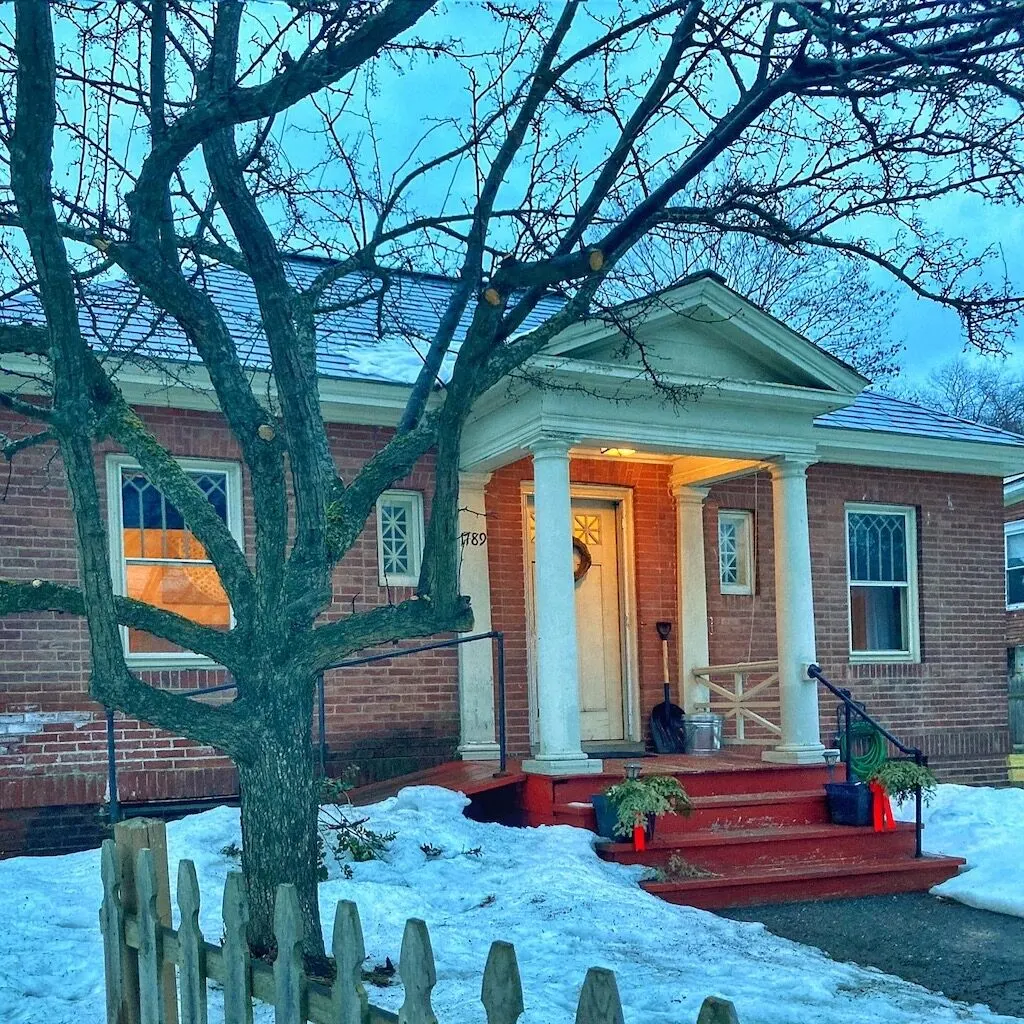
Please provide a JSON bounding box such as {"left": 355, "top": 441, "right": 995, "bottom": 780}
{"left": 672, "top": 484, "right": 710, "bottom": 714}
{"left": 457, "top": 472, "right": 499, "bottom": 761}
{"left": 762, "top": 458, "right": 826, "bottom": 764}
{"left": 523, "top": 438, "right": 600, "bottom": 775}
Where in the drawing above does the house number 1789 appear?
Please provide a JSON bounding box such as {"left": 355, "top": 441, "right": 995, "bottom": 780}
{"left": 460, "top": 531, "right": 487, "bottom": 547}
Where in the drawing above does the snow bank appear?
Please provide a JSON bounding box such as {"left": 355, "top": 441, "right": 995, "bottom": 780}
{"left": 1, "top": 785, "right": 1019, "bottom": 1024}
{"left": 895, "top": 783, "right": 1024, "bottom": 918}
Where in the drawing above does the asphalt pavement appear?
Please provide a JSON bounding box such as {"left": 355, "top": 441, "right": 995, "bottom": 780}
{"left": 721, "top": 893, "right": 1024, "bottom": 1019}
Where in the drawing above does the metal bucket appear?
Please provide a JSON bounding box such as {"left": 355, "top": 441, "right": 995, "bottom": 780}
{"left": 684, "top": 713, "right": 723, "bottom": 755}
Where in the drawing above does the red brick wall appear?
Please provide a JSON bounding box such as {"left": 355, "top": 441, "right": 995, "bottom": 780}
{"left": 487, "top": 459, "right": 1010, "bottom": 784}
{"left": 0, "top": 404, "right": 458, "bottom": 847}
{"left": 703, "top": 466, "right": 1010, "bottom": 783}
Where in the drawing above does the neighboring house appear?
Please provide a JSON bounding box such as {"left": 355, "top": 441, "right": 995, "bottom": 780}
{"left": 2, "top": 265, "right": 1023, "bottom": 855}
{"left": 1003, "top": 475, "right": 1024, "bottom": 781}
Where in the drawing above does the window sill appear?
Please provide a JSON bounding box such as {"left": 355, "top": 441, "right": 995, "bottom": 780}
{"left": 378, "top": 578, "right": 419, "bottom": 589}
{"left": 848, "top": 651, "right": 920, "bottom": 666}
{"left": 126, "top": 653, "right": 222, "bottom": 671}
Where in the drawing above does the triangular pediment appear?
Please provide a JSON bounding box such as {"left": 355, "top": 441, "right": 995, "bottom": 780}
{"left": 544, "top": 275, "right": 867, "bottom": 396}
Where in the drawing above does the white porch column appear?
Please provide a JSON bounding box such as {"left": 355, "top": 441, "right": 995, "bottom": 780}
{"left": 763, "top": 458, "right": 826, "bottom": 764}
{"left": 523, "top": 437, "right": 600, "bottom": 775}
{"left": 457, "top": 472, "right": 499, "bottom": 761}
{"left": 672, "top": 484, "right": 710, "bottom": 714}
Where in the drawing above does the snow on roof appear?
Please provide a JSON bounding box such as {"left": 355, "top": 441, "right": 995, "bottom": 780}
{"left": 4, "top": 256, "right": 1021, "bottom": 450}
{"left": 814, "top": 390, "right": 1024, "bottom": 448}
{"left": 0, "top": 257, "right": 565, "bottom": 387}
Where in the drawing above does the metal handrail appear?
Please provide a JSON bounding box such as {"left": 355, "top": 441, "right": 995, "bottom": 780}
{"left": 807, "top": 663, "right": 926, "bottom": 858}
{"left": 105, "top": 631, "right": 507, "bottom": 823}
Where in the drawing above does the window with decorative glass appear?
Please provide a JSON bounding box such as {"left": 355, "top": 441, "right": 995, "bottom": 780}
{"left": 718, "top": 509, "right": 753, "bottom": 595}
{"left": 1006, "top": 521, "right": 1024, "bottom": 610}
{"left": 106, "top": 456, "right": 243, "bottom": 661}
{"left": 846, "top": 504, "right": 919, "bottom": 660}
{"left": 376, "top": 490, "right": 424, "bottom": 587}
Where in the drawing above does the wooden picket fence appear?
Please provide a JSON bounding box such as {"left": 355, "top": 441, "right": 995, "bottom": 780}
{"left": 100, "top": 818, "right": 741, "bottom": 1024}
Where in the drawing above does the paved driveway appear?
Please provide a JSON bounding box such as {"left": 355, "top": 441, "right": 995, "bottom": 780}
{"left": 721, "top": 893, "right": 1024, "bottom": 1019}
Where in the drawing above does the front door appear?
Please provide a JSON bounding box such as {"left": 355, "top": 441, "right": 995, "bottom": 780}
{"left": 527, "top": 496, "right": 626, "bottom": 743}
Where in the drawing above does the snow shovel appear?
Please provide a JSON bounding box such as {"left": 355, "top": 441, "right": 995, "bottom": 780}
{"left": 650, "top": 622, "right": 687, "bottom": 754}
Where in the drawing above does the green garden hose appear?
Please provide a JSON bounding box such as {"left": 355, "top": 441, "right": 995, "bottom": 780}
{"left": 837, "top": 719, "right": 888, "bottom": 781}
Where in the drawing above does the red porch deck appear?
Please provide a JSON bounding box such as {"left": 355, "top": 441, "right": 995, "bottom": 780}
{"left": 348, "top": 752, "right": 964, "bottom": 909}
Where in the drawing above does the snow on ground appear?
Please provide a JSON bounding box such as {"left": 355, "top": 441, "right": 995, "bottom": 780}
{"left": 1, "top": 784, "right": 1020, "bottom": 1024}
{"left": 895, "top": 783, "right": 1024, "bottom": 918}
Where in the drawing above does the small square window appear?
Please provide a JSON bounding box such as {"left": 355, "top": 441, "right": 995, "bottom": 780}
{"left": 1006, "top": 522, "right": 1024, "bottom": 610}
{"left": 376, "top": 491, "right": 424, "bottom": 587}
{"left": 718, "top": 510, "right": 754, "bottom": 595}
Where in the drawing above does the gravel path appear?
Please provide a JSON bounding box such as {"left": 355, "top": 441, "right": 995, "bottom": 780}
{"left": 721, "top": 893, "right": 1024, "bottom": 1019}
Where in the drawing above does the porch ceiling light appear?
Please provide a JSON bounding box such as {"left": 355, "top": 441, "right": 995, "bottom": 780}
{"left": 600, "top": 447, "right": 637, "bottom": 457}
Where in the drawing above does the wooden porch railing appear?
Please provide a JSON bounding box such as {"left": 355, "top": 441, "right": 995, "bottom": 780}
{"left": 690, "top": 661, "right": 781, "bottom": 746}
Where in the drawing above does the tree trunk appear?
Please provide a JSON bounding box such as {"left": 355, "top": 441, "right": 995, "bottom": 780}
{"left": 237, "top": 691, "right": 325, "bottom": 965}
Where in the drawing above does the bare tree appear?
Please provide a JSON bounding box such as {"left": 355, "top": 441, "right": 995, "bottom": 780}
{"left": 901, "top": 356, "right": 1024, "bottom": 434}
{"left": 1, "top": 2, "right": 1023, "bottom": 958}
{"left": 623, "top": 229, "right": 903, "bottom": 381}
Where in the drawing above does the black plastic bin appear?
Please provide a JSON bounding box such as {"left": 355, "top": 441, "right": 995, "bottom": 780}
{"left": 824, "top": 781, "right": 873, "bottom": 826}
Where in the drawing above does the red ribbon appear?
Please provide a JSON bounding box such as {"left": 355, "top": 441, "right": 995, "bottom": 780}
{"left": 869, "top": 780, "right": 897, "bottom": 832}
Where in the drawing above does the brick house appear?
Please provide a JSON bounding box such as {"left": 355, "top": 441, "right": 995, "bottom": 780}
{"left": 1003, "top": 475, "right": 1024, "bottom": 778}
{"left": 3, "top": 265, "right": 1023, "bottom": 855}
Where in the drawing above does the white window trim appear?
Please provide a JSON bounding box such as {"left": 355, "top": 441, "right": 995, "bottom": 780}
{"left": 1005, "top": 520, "right": 1024, "bottom": 611}
{"left": 718, "top": 509, "right": 754, "bottom": 596}
{"left": 376, "top": 490, "right": 424, "bottom": 588}
{"left": 845, "top": 502, "right": 920, "bottom": 664}
{"left": 105, "top": 454, "right": 244, "bottom": 668}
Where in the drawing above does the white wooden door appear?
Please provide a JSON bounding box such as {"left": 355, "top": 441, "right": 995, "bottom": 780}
{"left": 527, "top": 496, "right": 625, "bottom": 743}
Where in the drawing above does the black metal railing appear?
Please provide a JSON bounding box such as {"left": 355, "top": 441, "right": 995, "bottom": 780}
{"left": 105, "top": 631, "right": 506, "bottom": 823}
{"left": 807, "top": 663, "right": 926, "bottom": 857}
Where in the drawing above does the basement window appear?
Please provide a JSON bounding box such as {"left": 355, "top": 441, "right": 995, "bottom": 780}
{"left": 718, "top": 510, "right": 754, "bottom": 595}
{"left": 376, "top": 490, "right": 424, "bottom": 588}
{"left": 846, "top": 504, "right": 920, "bottom": 662}
{"left": 1006, "top": 521, "right": 1024, "bottom": 610}
{"left": 106, "top": 455, "right": 243, "bottom": 664}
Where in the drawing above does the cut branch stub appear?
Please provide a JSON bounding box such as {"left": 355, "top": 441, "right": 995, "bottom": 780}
{"left": 397, "top": 918, "right": 437, "bottom": 1024}
{"left": 587, "top": 249, "right": 604, "bottom": 272}
{"left": 221, "top": 872, "right": 253, "bottom": 1024}
{"left": 575, "top": 968, "right": 624, "bottom": 1024}
{"left": 176, "top": 859, "right": 208, "bottom": 1024}
{"left": 481, "top": 940, "right": 524, "bottom": 1024}
{"left": 483, "top": 287, "right": 502, "bottom": 307}
{"left": 273, "top": 884, "right": 306, "bottom": 1024}
{"left": 331, "top": 900, "right": 369, "bottom": 1024}
{"left": 696, "top": 996, "right": 741, "bottom": 1024}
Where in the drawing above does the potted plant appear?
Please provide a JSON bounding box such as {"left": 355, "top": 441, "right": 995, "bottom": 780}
{"left": 868, "top": 759, "right": 938, "bottom": 805}
{"left": 591, "top": 774, "right": 691, "bottom": 842}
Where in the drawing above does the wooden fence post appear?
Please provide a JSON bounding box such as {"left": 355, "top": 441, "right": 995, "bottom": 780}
{"left": 481, "top": 941, "right": 524, "bottom": 1024}
{"left": 221, "top": 873, "right": 253, "bottom": 1024}
{"left": 100, "top": 839, "right": 126, "bottom": 1024}
{"left": 575, "top": 968, "right": 624, "bottom": 1024}
{"left": 114, "top": 819, "right": 179, "bottom": 1024}
{"left": 696, "top": 996, "right": 740, "bottom": 1024}
{"left": 331, "top": 901, "right": 368, "bottom": 1024}
{"left": 176, "top": 860, "right": 208, "bottom": 1024}
{"left": 273, "top": 884, "right": 306, "bottom": 1024}
{"left": 397, "top": 919, "right": 437, "bottom": 1024}
{"left": 136, "top": 848, "right": 166, "bottom": 1024}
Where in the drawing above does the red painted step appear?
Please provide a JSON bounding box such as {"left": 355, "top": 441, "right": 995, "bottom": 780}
{"left": 640, "top": 855, "right": 966, "bottom": 910}
{"left": 550, "top": 762, "right": 831, "bottom": 804}
{"left": 553, "top": 788, "right": 831, "bottom": 832}
{"left": 595, "top": 821, "right": 918, "bottom": 871}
